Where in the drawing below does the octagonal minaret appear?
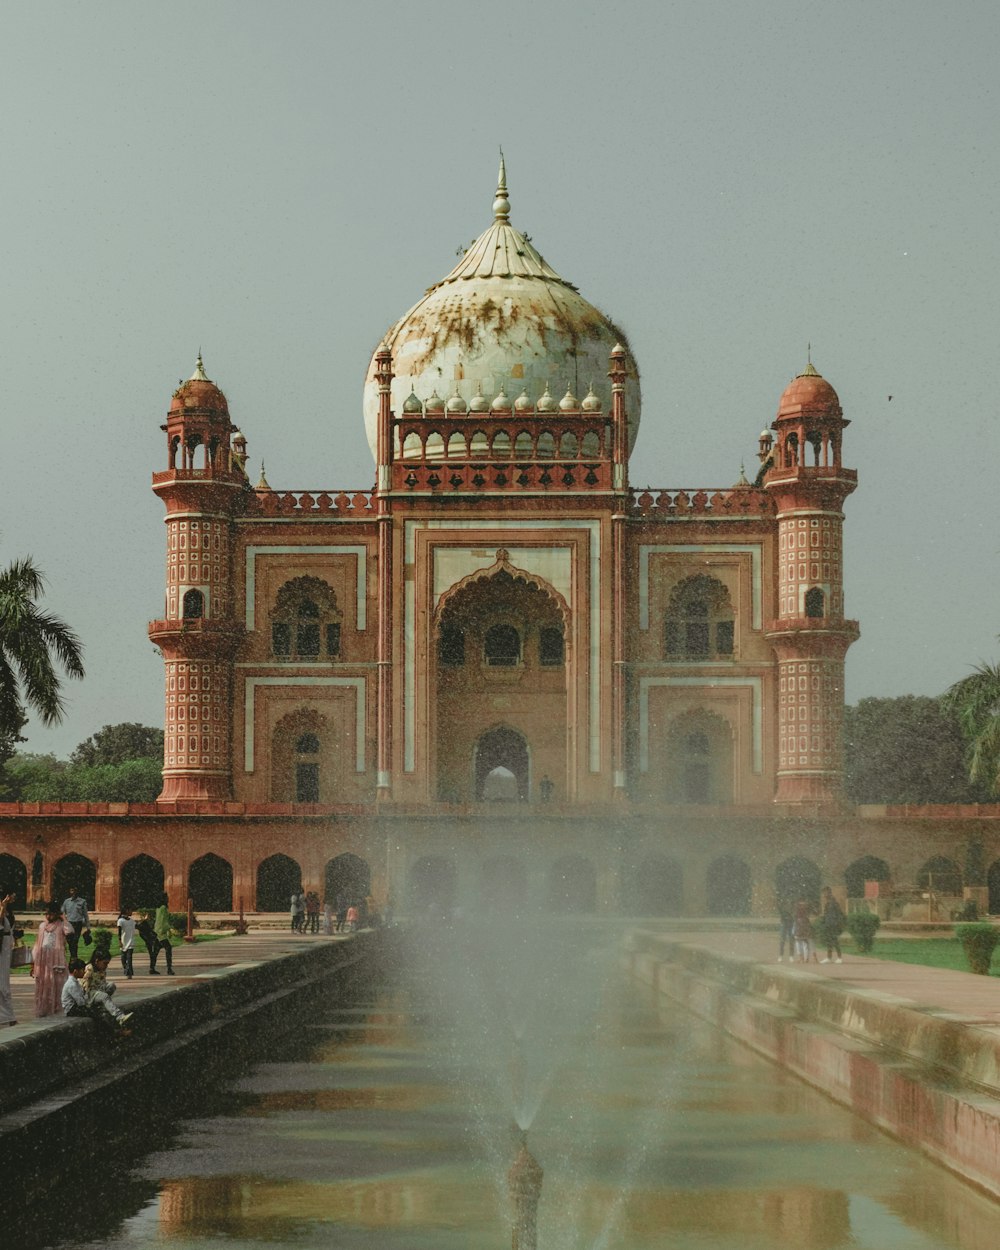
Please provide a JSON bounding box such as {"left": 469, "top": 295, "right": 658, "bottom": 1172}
{"left": 148, "top": 355, "right": 246, "bottom": 801}
{"left": 764, "top": 361, "right": 859, "bottom": 804}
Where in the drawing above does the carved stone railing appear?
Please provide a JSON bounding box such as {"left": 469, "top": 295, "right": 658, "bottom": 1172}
{"left": 250, "top": 489, "right": 376, "bottom": 516}
{"left": 628, "top": 487, "right": 774, "bottom": 518}
{"left": 393, "top": 460, "right": 611, "bottom": 493}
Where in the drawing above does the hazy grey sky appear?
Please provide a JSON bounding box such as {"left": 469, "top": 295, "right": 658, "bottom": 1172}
{"left": 2, "top": 1, "right": 998, "bottom": 757}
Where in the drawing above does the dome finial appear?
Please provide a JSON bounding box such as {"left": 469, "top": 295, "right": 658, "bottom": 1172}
{"left": 800, "top": 342, "right": 819, "bottom": 376}
{"left": 191, "top": 350, "right": 209, "bottom": 382}
{"left": 256, "top": 460, "right": 271, "bottom": 491}
{"left": 493, "top": 148, "right": 510, "bottom": 221}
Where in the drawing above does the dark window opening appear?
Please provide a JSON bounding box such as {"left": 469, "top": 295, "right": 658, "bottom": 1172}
{"left": 485, "top": 624, "right": 521, "bottom": 667}
{"left": 182, "top": 589, "right": 204, "bottom": 619}
{"left": 297, "top": 622, "right": 320, "bottom": 656}
{"left": 326, "top": 622, "right": 341, "bottom": 657}
{"left": 539, "top": 626, "right": 564, "bottom": 666}
{"left": 804, "top": 587, "right": 825, "bottom": 618}
{"left": 664, "top": 576, "right": 735, "bottom": 661}
{"left": 438, "top": 624, "right": 465, "bottom": 667}
{"left": 686, "top": 619, "right": 710, "bottom": 657}
{"left": 272, "top": 623, "right": 291, "bottom": 655}
{"left": 716, "top": 620, "right": 734, "bottom": 654}
{"left": 295, "top": 763, "right": 320, "bottom": 803}
{"left": 296, "top": 733, "right": 320, "bottom": 754}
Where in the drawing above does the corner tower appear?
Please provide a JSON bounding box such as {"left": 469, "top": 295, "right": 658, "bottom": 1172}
{"left": 764, "top": 361, "right": 859, "bottom": 804}
{"left": 148, "top": 356, "right": 246, "bottom": 801}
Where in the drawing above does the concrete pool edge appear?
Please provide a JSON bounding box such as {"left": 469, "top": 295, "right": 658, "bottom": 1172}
{"left": 0, "top": 933, "right": 380, "bottom": 1158}
{"left": 624, "top": 930, "right": 1000, "bottom": 1201}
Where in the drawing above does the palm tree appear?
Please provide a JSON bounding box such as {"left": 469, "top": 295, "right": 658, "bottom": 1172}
{"left": 0, "top": 558, "right": 84, "bottom": 735}
{"left": 943, "top": 661, "right": 1000, "bottom": 795}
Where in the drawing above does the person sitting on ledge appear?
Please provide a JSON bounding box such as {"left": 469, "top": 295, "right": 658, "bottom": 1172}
{"left": 62, "top": 958, "right": 133, "bottom": 1031}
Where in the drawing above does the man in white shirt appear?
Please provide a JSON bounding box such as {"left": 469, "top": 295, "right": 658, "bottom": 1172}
{"left": 61, "top": 959, "right": 133, "bottom": 1030}
{"left": 61, "top": 888, "right": 90, "bottom": 961}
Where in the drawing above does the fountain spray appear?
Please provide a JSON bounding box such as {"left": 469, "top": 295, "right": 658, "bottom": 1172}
{"left": 508, "top": 1129, "right": 543, "bottom": 1250}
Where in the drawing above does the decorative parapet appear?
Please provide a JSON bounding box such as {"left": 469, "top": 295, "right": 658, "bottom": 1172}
{"left": 247, "top": 489, "right": 376, "bottom": 517}
{"left": 628, "top": 487, "right": 774, "bottom": 518}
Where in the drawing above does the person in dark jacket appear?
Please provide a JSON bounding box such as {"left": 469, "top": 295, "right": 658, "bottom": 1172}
{"left": 818, "top": 886, "right": 846, "bottom": 964}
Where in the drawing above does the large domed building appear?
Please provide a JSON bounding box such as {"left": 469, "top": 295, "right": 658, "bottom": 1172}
{"left": 18, "top": 159, "right": 957, "bottom": 932}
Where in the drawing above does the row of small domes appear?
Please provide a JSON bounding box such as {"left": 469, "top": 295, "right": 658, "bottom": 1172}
{"left": 402, "top": 381, "right": 604, "bottom": 417}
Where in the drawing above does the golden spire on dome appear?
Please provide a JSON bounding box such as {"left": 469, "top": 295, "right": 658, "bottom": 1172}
{"left": 799, "top": 342, "right": 819, "bottom": 377}
{"left": 190, "top": 350, "right": 210, "bottom": 382}
{"left": 493, "top": 149, "right": 510, "bottom": 221}
{"left": 256, "top": 461, "right": 271, "bottom": 491}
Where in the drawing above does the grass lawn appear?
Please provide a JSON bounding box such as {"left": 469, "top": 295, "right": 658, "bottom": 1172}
{"left": 846, "top": 936, "right": 997, "bottom": 976}
{"left": 10, "top": 930, "right": 227, "bottom": 976}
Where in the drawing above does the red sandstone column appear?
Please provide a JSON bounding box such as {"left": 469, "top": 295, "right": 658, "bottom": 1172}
{"left": 374, "top": 345, "right": 394, "bottom": 799}
{"left": 609, "top": 345, "right": 629, "bottom": 797}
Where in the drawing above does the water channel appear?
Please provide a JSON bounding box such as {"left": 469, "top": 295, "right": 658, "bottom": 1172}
{"left": 11, "top": 930, "right": 1000, "bottom": 1250}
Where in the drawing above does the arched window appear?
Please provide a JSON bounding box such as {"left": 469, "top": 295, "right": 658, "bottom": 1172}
{"left": 182, "top": 589, "right": 204, "bottom": 619}
{"left": 664, "top": 575, "right": 735, "bottom": 660}
{"left": 665, "top": 710, "right": 734, "bottom": 804}
{"left": 271, "top": 577, "right": 342, "bottom": 661}
{"left": 805, "top": 587, "right": 825, "bottom": 618}
{"left": 485, "top": 623, "right": 520, "bottom": 667}
{"left": 438, "top": 623, "right": 465, "bottom": 667}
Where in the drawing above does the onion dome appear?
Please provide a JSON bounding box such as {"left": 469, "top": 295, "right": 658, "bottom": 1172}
{"left": 581, "top": 384, "right": 602, "bottom": 413}
{"left": 559, "top": 386, "right": 578, "bottom": 412}
{"left": 469, "top": 382, "right": 490, "bottom": 412}
{"left": 536, "top": 382, "right": 558, "bottom": 413}
{"left": 170, "top": 352, "right": 228, "bottom": 415}
{"left": 363, "top": 157, "right": 640, "bottom": 457}
{"left": 777, "top": 360, "right": 841, "bottom": 417}
{"left": 447, "top": 386, "right": 468, "bottom": 414}
{"left": 759, "top": 428, "right": 772, "bottom": 441}
{"left": 514, "top": 388, "right": 533, "bottom": 412}
{"left": 491, "top": 386, "right": 512, "bottom": 413}
{"left": 402, "top": 389, "right": 423, "bottom": 414}
{"left": 425, "top": 389, "right": 445, "bottom": 414}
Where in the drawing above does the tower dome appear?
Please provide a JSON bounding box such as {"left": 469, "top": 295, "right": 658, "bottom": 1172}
{"left": 363, "top": 157, "right": 640, "bottom": 457}
{"left": 170, "top": 353, "right": 229, "bottom": 415}
{"left": 777, "top": 361, "right": 841, "bottom": 417}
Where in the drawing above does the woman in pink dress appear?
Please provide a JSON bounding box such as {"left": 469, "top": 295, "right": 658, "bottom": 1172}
{"left": 31, "top": 902, "right": 72, "bottom": 1017}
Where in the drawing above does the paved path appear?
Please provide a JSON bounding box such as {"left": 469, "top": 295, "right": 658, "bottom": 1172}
{"left": 665, "top": 928, "right": 1000, "bottom": 1028}
{"left": 3, "top": 930, "right": 354, "bottom": 1040}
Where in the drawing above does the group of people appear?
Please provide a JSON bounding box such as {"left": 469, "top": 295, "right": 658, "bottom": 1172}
{"left": 290, "top": 889, "right": 373, "bottom": 935}
{"left": 778, "top": 887, "right": 846, "bottom": 964}
{"left": 0, "top": 886, "right": 177, "bottom": 1031}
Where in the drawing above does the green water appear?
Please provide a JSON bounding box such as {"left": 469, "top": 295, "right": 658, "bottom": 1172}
{"left": 13, "top": 976, "right": 1000, "bottom": 1249}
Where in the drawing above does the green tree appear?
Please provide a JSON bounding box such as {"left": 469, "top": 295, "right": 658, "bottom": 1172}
{"left": 843, "top": 696, "right": 990, "bottom": 805}
{"left": 943, "top": 662, "right": 1000, "bottom": 795}
{"left": 0, "top": 558, "right": 84, "bottom": 735}
{"left": 70, "top": 759, "right": 162, "bottom": 802}
{"left": 3, "top": 752, "right": 69, "bottom": 800}
{"left": 71, "top": 722, "right": 164, "bottom": 767}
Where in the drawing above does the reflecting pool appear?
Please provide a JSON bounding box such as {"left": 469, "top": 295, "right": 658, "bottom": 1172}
{"left": 11, "top": 961, "right": 1000, "bottom": 1249}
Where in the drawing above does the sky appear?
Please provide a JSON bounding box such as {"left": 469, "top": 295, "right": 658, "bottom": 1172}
{"left": 2, "top": 0, "right": 999, "bottom": 757}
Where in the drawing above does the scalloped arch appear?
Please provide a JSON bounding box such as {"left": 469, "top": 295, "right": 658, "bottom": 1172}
{"left": 435, "top": 548, "right": 570, "bottom": 629}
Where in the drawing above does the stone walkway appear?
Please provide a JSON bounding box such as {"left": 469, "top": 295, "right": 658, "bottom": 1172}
{"left": 3, "top": 929, "right": 353, "bottom": 1039}
{"left": 670, "top": 927, "right": 1000, "bottom": 1027}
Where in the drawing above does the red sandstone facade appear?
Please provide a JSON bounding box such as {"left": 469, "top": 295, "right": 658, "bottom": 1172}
{"left": 2, "top": 164, "right": 993, "bottom": 918}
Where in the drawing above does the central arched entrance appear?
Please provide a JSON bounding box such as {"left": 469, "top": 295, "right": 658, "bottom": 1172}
{"left": 474, "top": 726, "right": 529, "bottom": 801}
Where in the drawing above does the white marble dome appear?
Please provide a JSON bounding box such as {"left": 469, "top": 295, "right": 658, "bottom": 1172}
{"left": 363, "top": 159, "right": 641, "bottom": 459}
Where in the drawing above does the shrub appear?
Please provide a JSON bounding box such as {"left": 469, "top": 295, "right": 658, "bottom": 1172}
{"left": 955, "top": 898, "right": 979, "bottom": 922}
{"left": 954, "top": 922, "right": 1000, "bottom": 975}
{"left": 88, "top": 927, "right": 114, "bottom": 958}
{"left": 845, "top": 912, "right": 881, "bottom": 954}
{"left": 168, "top": 909, "right": 197, "bottom": 935}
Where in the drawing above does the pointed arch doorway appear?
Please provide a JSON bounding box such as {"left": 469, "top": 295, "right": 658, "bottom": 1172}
{"left": 474, "top": 726, "right": 529, "bottom": 801}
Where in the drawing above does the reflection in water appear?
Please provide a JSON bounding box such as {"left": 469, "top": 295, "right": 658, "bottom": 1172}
{"left": 9, "top": 964, "right": 1000, "bottom": 1249}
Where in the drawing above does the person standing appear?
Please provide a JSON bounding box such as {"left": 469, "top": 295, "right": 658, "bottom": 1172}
{"left": 61, "top": 886, "right": 90, "bottom": 962}
{"left": 117, "top": 907, "right": 136, "bottom": 979}
{"left": 305, "top": 890, "right": 321, "bottom": 934}
{"left": 335, "top": 890, "right": 348, "bottom": 933}
{"left": 818, "top": 886, "right": 846, "bottom": 964}
{"left": 153, "top": 894, "right": 175, "bottom": 974}
{"left": 31, "top": 902, "right": 73, "bottom": 1017}
{"left": 777, "top": 897, "right": 795, "bottom": 962}
{"left": 0, "top": 891, "right": 18, "bottom": 1027}
{"left": 137, "top": 911, "right": 160, "bottom": 974}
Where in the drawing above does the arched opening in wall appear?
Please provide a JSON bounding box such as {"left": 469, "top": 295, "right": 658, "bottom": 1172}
{"left": 706, "top": 855, "right": 752, "bottom": 916}
{"left": 120, "top": 854, "right": 165, "bottom": 911}
{"left": 475, "top": 726, "right": 529, "bottom": 801}
{"left": 270, "top": 708, "right": 333, "bottom": 803}
{"left": 804, "top": 587, "right": 825, "bottom": 619}
{"left": 408, "top": 856, "right": 456, "bottom": 915}
{"left": 484, "top": 623, "right": 520, "bottom": 666}
{"left": 480, "top": 856, "right": 528, "bottom": 915}
{"left": 0, "top": 854, "right": 27, "bottom": 907}
{"left": 188, "top": 853, "right": 233, "bottom": 911}
{"left": 325, "top": 853, "right": 371, "bottom": 907}
{"left": 52, "top": 854, "right": 97, "bottom": 910}
{"left": 256, "top": 854, "right": 302, "bottom": 912}
{"left": 664, "top": 709, "right": 734, "bottom": 804}
{"left": 547, "top": 855, "right": 596, "bottom": 914}
{"left": 536, "top": 431, "right": 555, "bottom": 458}
{"left": 271, "top": 576, "right": 342, "bottom": 662}
{"left": 987, "top": 861, "right": 1000, "bottom": 915}
{"left": 917, "top": 855, "right": 963, "bottom": 897}
{"left": 624, "top": 855, "right": 683, "bottom": 916}
{"left": 664, "top": 575, "right": 735, "bottom": 660}
{"left": 775, "top": 856, "right": 821, "bottom": 909}
{"left": 182, "top": 588, "right": 204, "bottom": 619}
{"left": 844, "top": 855, "right": 891, "bottom": 900}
